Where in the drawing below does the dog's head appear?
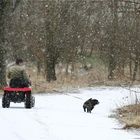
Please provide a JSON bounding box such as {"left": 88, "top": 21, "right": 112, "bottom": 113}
{"left": 91, "top": 99, "right": 99, "bottom": 105}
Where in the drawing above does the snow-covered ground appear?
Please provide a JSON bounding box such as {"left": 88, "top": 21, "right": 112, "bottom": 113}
{"left": 0, "top": 86, "right": 140, "bottom": 140}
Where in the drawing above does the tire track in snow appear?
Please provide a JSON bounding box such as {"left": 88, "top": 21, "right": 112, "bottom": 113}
{"left": 0, "top": 109, "right": 26, "bottom": 140}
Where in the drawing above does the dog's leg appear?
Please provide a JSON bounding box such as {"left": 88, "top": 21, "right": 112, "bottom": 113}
{"left": 83, "top": 106, "right": 86, "bottom": 112}
{"left": 87, "top": 108, "right": 91, "bottom": 113}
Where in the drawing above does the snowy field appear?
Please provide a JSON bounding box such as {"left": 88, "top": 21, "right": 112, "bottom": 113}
{"left": 0, "top": 86, "right": 140, "bottom": 140}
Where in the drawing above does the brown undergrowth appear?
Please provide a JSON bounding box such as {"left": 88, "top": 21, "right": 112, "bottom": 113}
{"left": 23, "top": 64, "right": 139, "bottom": 93}
{"left": 115, "top": 99, "right": 140, "bottom": 129}
{"left": 27, "top": 65, "right": 108, "bottom": 93}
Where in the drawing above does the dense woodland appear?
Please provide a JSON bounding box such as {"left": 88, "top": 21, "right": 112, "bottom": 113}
{"left": 0, "top": 0, "right": 140, "bottom": 88}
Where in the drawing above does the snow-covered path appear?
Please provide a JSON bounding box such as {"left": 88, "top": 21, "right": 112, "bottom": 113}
{"left": 0, "top": 87, "right": 139, "bottom": 140}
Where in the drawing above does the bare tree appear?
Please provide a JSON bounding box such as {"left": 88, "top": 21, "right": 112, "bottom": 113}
{"left": 0, "top": 0, "right": 21, "bottom": 87}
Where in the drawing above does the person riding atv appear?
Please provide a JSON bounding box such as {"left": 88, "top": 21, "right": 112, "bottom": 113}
{"left": 2, "top": 58, "right": 34, "bottom": 109}
{"left": 7, "top": 58, "right": 31, "bottom": 88}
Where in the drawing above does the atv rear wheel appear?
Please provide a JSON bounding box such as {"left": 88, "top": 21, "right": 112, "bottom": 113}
{"left": 2, "top": 93, "right": 10, "bottom": 108}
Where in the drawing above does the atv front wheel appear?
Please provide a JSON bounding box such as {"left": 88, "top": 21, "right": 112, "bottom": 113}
{"left": 25, "top": 92, "right": 32, "bottom": 109}
{"left": 31, "top": 96, "right": 35, "bottom": 107}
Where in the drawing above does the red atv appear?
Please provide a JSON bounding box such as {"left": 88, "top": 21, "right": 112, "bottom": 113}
{"left": 2, "top": 87, "right": 35, "bottom": 109}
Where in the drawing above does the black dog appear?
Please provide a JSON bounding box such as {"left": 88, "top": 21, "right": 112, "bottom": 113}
{"left": 83, "top": 98, "right": 99, "bottom": 113}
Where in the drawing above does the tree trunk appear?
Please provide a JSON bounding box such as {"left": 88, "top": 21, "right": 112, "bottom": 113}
{"left": 108, "top": 0, "right": 118, "bottom": 80}
{"left": 108, "top": 51, "right": 116, "bottom": 80}
{"left": 129, "top": 50, "right": 132, "bottom": 80}
{"left": 132, "top": 53, "right": 139, "bottom": 81}
{"left": 0, "top": 47, "right": 6, "bottom": 87}
{"left": 132, "top": 5, "right": 140, "bottom": 82}
{"left": 45, "top": 20, "right": 57, "bottom": 82}
{"left": 37, "top": 61, "right": 41, "bottom": 75}
{"left": 0, "top": 1, "right": 6, "bottom": 87}
{"left": 45, "top": 53, "right": 57, "bottom": 82}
